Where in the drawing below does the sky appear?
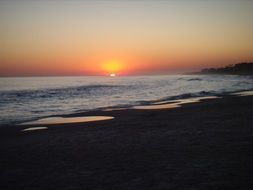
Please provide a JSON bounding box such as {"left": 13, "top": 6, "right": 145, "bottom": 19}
{"left": 0, "top": 0, "right": 253, "bottom": 76}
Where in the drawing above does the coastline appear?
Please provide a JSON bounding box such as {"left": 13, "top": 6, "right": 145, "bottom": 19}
{"left": 3, "top": 89, "right": 251, "bottom": 126}
{"left": 1, "top": 92, "right": 253, "bottom": 189}
{"left": 1, "top": 75, "right": 252, "bottom": 125}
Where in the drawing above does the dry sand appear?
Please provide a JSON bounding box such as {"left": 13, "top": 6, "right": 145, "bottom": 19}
{"left": 0, "top": 95, "right": 253, "bottom": 190}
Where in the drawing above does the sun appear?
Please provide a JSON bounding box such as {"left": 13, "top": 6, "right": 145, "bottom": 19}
{"left": 101, "top": 60, "right": 123, "bottom": 75}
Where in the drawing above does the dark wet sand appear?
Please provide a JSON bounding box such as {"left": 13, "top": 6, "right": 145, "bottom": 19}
{"left": 1, "top": 95, "right": 253, "bottom": 190}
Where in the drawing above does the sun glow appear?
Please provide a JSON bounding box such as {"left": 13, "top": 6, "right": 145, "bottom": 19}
{"left": 102, "top": 60, "right": 123, "bottom": 74}
{"left": 110, "top": 73, "right": 116, "bottom": 77}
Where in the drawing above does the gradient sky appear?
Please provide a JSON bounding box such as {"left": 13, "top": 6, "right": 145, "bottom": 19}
{"left": 1, "top": 0, "right": 253, "bottom": 76}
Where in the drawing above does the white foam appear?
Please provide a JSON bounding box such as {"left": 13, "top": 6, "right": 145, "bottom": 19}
{"left": 134, "top": 96, "right": 219, "bottom": 110}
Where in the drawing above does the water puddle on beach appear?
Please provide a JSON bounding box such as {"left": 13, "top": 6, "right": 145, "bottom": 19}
{"left": 133, "top": 96, "right": 218, "bottom": 110}
{"left": 104, "top": 108, "right": 128, "bottom": 111}
{"left": 22, "top": 127, "right": 48, "bottom": 132}
{"left": 19, "top": 116, "right": 114, "bottom": 125}
{"left": 232, "top": 91, "right": 253, "bottom": 96}
{"left": 133, "top": 103, "right": 180, "bottom": 110}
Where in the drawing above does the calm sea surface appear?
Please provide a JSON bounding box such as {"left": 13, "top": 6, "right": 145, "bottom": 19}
{"left": 0, "top": 75, "right": 253, "bottom": 124}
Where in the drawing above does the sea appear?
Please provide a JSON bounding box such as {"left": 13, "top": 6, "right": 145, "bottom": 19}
{"left": 0, "top": 75, "right": 253, "bottom": 125}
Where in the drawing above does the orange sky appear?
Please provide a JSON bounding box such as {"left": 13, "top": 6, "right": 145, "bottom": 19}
{"left": 1, "top": 1, "right": 253, "bottom": 76}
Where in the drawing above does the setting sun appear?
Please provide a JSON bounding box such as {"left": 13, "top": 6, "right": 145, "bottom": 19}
{"left": 101, "top": 60, "right": 123, "bottom": 74}
{"left": 110, "top": 73, "right": 116, "bottom": 77}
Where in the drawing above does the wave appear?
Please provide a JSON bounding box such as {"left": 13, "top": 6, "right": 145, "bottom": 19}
{"left": 177, "top": 77, "right": 202, "bottom": 81}
{"left": 233, "top": 81, "right": 252, "bottom": 86}
{"left": 187, "top": 78, "right": 202, "bottom": 81}
{"left": 134, "top": 88, "right": 253, "bottom": 108}
{"left": 136, "top": 91, "right": 216, "bottom": 105}
{"left": 0, "top": 84, "right": 123, "bottom": 99}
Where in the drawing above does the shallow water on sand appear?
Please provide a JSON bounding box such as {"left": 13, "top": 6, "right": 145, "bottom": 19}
{"left": 19, "top": 116, "right": 114, "bottom": 125}
{"left": 22, "top": 127, "right": 48, "bottom": 132}
{"left": 133, "top": 96, "right": 218, "bottom": 110}
{"left": 232, "top": 90, "right": 253, "bottom": 96}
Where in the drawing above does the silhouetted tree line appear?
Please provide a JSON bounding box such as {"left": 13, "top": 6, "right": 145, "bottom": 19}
{"left": 200, "top": 63, "right": 253, "bottom": 75}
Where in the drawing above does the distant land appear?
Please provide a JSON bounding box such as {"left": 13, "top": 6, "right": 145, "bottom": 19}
{"left": 190, "top": 63, "right": 253, "bottom": 75}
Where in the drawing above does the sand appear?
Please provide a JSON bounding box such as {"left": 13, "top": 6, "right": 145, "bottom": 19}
{"left": 0, "top": 95, "right": 253, "bottom": 190}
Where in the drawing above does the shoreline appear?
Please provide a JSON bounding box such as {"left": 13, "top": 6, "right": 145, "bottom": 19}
{"left": 1, "top": 75, "right": 252, "bottom": 126}
{"left": 6, "top": 89, "right": 253, "bottom": 126}
{"left": 1, "top": 92, "right": 253, "bottom": 189}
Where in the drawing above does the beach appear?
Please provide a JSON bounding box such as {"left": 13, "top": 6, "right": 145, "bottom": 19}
{"left": 1, "top": 94, "right": 253, "bottom": 190}
{"left": 1, "top": 0, "right": 253, "bottom": 189}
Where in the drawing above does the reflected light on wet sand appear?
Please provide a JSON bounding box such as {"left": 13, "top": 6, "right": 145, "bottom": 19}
{"left": 232, "top": 91, "right": 253, "bottom": 96}
{"left": 133, "top": 103, "right": 180, "bottom": 110}
{"left": 104, "top": 108, "right": 127, "bottom": 111}
{"left": 133, "top": 96, "right": 218, "bottom": 110}
{"left": 22, "top": 127, "right": 48, "bottom": 132}
{"left": 19, "top": 116, "right": 114, "bottom": 125}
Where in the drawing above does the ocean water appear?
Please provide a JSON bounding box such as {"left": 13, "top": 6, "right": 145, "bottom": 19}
{"left": 0, "top": 75, "right": 253, "bottom": 125}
